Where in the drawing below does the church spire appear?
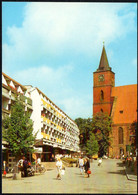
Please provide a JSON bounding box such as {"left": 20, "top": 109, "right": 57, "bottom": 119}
{"left": 97, "top": 44, "right": 111, "bottom": 72}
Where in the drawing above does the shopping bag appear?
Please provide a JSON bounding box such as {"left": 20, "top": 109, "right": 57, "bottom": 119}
{"left": 62, "top": 165, "right": 65, "bottom": 170}
{"left": 87, "top": 170, "right": 91, "bottom": 174}
{"left": 61, "top": 169, "right": 65, "bottom": 175}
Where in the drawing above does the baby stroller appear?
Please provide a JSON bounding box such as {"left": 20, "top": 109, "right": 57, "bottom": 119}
{"left": 21, "top": 164, "right": 35, "bottom": 177}
{"left": 27, "top": 165, "right": 35, "bottom": 176}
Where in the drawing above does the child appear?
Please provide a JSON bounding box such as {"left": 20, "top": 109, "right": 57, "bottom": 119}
{"left": 98, "top": 158, "right": 102, "bottom": 166}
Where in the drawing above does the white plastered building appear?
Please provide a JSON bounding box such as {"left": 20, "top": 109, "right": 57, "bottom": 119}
{"left": 25, "top": 86, "right": 80, "bottom": 161}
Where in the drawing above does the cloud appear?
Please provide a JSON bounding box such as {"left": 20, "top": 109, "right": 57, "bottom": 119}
{"left": 10, "top": 64, "right": 92, "bottom": 119}
{"left": 132, "top": 58, "right": 137, "bottom": 67}
{"left": 2, "top": 2, "right": 136, "bottom": 119}
{"left": 60, "top": 95, "right": 92, "bottom": 119}
{"left": 3, "top": 3, "right": 136, "bottom": 72}
{"left": 12, "top": 63, "right": 74, "bottom": 91}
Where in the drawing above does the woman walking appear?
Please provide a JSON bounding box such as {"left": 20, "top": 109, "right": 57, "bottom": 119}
{"left": 56, "top": 157, "right": 63, "bottom": 180}
{"left": 78, "top": 156, "right": 84, "bottom": 174}
{"left": 84, "top": 157, "right": 90, "bottom": 178}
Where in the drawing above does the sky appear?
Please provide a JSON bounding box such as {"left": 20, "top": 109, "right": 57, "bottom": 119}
{"left": 2, "top": 2, "right": 137, "bottom": 120}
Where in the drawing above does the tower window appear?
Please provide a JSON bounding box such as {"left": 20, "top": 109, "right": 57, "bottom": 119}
{"left": 100, "top": 90, "right": 104, "bottom": 101}
{"left": 118, "top": 127, "right": 123, "bottom": 144}
{"left": 119, "top": 110, "right": 123, "bottom": 114}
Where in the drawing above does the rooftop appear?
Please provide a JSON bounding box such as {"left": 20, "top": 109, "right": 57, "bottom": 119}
{"left": 111, "top": 84, "right": 137, "bottom": 124}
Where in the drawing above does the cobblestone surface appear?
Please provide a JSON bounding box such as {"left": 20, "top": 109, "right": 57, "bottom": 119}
{"left": 2, "top": 159, "right": 137, "bottom": 194}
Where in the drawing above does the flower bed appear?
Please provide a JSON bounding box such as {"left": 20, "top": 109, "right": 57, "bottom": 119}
{"left": 62, "top": 158, "right": 77, "bottom": 166}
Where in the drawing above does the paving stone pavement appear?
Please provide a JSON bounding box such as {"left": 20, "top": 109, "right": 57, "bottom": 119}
{"left": 2, "top": 159, "right": 137, "bottom": 194}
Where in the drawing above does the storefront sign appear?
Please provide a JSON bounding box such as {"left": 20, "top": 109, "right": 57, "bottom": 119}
{"left": 34, "top": 147, "right": 42, "bottom": 153}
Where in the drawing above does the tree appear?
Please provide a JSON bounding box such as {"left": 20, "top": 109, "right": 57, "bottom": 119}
{"left": 86, "top": 132, "right": 99, "bottom": 156}
{"left": 75, "top": 113, "right": 112, "bottom": 157}
{"left": 2, "top": 100, "right": 37, "bottom": 161}
{"left": 75, "top": 118, "right": 92, "bottom": 151}
{"left": 129, "top": 120, "right": 137, "bottom": 155}
{"left": 91, "top": 112, "right": 112, "bottom": 157}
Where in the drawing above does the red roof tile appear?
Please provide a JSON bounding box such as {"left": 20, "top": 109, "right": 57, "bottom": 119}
{"left": 111, "top": 84, "right": 137, "bottom": 124}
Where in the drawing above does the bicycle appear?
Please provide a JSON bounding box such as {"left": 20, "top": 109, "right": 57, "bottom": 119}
{"left": 35, "top": 164, "right": 46, "bottom": 173}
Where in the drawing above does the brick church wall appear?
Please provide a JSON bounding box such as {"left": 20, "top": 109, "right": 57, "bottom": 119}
{"left": 109, "top": 124, "right": 131, "bottom": 158}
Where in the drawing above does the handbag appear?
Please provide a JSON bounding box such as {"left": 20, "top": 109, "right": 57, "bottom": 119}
{"left": 87, "top": 170, "right": 91, "bottom": 174}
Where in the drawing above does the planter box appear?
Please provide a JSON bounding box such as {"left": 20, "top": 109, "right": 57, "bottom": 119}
{"left": 13, "top": 172, "right": 22, "bottom": 180}
{"left": 16, "top": 172, "right": 22, "bottom": 180}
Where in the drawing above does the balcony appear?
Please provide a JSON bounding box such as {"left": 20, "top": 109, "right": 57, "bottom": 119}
{"left": 27, "top": 98, "right": 32, "bottom": 106}
{"left": 2, "top": 87, "right": 10, "bottom": 99}
{"left": 41, "top": 132, "right": 50, "bottom": 140}
{"left": 2, "top": 108, "right": 10, "bottom": 115}
{"left": 20, "top": 94, "right": 26, "bottom": 102}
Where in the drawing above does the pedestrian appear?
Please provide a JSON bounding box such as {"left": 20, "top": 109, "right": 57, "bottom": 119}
{"left": 17, "top": 157, "right": 24, "bottom": 172}
{"left": 84, "top": 157, "right": 90, "bottom": 178}
{"left": 98, "top": 158, "right": 102, "bottom": 166}
{"left": 50, "top": 154, "right": 55, "bottom": 162}
{"left": 56, "top": 157, "right": 63, "bottom": 180}
{"left": 37, "top": 156, "right": 41, "bottom": 165}
{"left": 78, "top": 156, "right": 84, "bottom": 174}
{"left": 23, "top": 157, "right": 28, "bottom": 177}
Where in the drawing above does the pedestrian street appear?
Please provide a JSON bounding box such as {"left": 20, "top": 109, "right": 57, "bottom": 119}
{"left": 2, "top": 159, "right": 137, "bottom": 194}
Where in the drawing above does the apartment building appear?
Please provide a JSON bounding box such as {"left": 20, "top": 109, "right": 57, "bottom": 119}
{"left": 2, "top": 72, "right": 33, "bottom": 171}
{"left": 25, "top": 86, "right": 80, "bottom": 162}
{"left": 2, "top": 72, "right": 80, "bottom": 168}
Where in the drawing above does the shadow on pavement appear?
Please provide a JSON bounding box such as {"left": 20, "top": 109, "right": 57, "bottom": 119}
{"left": 75, "top": 173, "right": 82, "bottom": 175}
{"left": 116, "top": 162, "right": 124, "bottom": 167}
{"left": 108, "top": 169, "right": 126, "bottom": 175}
{"left": 53, "top": 178, "right": 58, "bottom": 180}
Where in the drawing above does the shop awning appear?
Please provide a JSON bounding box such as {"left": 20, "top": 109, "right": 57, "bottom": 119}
{"left": 34, "top": 147, "right": 42, "bottom": 153}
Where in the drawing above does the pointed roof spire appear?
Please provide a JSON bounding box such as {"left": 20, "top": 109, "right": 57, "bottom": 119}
{"left": 97, "top": 43, "right": 111, "bottom": 72}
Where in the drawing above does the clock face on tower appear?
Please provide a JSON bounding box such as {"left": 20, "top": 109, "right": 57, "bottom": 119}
{"left": 98, "top": 74, "right": 104, "bottom": 82}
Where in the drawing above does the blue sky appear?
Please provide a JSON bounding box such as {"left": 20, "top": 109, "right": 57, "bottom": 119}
{"left": 2, "top": 2, "right": 137, "bottom": 120}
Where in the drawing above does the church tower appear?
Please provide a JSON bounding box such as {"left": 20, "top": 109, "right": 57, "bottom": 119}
{"left": 93, "top": 44, "right": 115, "bottom": 116}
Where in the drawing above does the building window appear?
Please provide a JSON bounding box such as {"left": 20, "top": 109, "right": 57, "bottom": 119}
{"left": 100, "top": 90, "right": 104, "bottom": 101}
{"left": 101, "top": 109, "right": 103, "bottom": 112}
{"left": 119, "top": 127, "right": 123, "bottom": 144}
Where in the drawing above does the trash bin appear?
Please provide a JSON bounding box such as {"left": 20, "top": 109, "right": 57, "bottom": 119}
{"left": 12, "top": 165, "right": 20, "bottom": 180}
{"left": 16, "top": 172, "right": 22, "bottom": 179}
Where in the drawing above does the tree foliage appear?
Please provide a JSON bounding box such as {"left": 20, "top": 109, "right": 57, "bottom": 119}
{"left": 129, "top": 120, "right": 137, "bottom": 155}
{"left": 75, "top": 112, "right": 112, "bottom": 157}
{"left": 2, "top": 100, "right": 37, "bottom": 160}
{"left": 75, "top": 118, "right": 92, "bottom": 151}
{"left": 86, "top": 132, "right": 99, "bottom": 156}
{"left": 91, "top": 112, "right": 112, "bottom": 156}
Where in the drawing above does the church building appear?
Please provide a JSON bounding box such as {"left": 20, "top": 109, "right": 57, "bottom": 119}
{"left": 93, "top": 45, "right": 137, "bottom": 158}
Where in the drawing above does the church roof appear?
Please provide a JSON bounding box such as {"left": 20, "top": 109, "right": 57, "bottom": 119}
{"left": 111, "top": 84, "right": 137, "bottom": 124}
{"left": 97, "top": 45, "right": 111, "bottom": 72}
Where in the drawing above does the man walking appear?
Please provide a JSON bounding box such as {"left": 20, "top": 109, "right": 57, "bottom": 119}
{"left": 23, "top": 157, "right": 28, "bottom": 177}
